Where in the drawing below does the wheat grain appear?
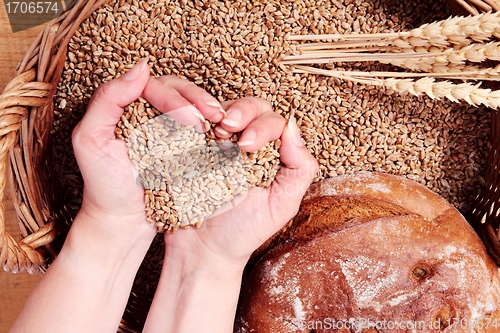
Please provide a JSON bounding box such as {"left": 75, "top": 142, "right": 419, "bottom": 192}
{"left": 126, "top": 109, "right": 252, "bottom": 231}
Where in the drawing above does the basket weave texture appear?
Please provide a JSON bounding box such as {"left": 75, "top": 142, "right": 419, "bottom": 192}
{"left": 446, "top": 0, "right": 500, "bottom": 14}
{"left": 0, "top": 0, "right": 500, "bottom": 330}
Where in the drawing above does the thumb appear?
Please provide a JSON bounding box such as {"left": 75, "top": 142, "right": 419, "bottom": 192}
{"left": 269, "top": 117, "right": 319, "bottom": 218}
{"left": 77, "top": 58, "right": 150, "bottom": 138}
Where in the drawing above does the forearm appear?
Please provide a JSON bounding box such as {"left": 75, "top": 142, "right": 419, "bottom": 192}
{"left": 9, "top": 214, "right": 155, "bottom": 333}
{"left": 143, "top": 247, "right": 246, "bottom": 333}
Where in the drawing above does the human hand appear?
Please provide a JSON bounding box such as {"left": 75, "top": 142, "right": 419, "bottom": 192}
{"left": 71, "top": 59, "right": 156, "bottom": 248}
{"left": 163, "top": 97, "right": 319, "bottom": 267}
{"left": 136, "top": 72, "right": 318, "bottom": 269}
{"left": 12, "top": 60, "right": 230, "bottom": 333}
{"left": 142, "top": 78, "right": 318, "bottom": 333}
{"left": 71, "top": 57, "right": 227, "bottom": 244}
{"left": 62, "top": 62, "right": 229, "bottom": 332}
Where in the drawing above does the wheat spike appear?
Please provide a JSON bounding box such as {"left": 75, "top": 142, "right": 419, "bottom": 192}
{"left": 289, "top": 11, "right": 500, "bottom": 50}
{"left": 414, "top": 13, "right": 498, "bottom": 42}
{"left": 292, "top": 64, "right": 500, "bottom": 80}
{"left": 375, "top": 42, "right": 500, "bottom": 72}
{"left": 292, "top": 65, "right": 500, "bottom": 109}
{"left": 283, "top": 41, "right": 500, "bottom": 67}
{"left": 379, "top": 77, "right": 500, "bottom": 108}
{"left": 285, "top": 12, "right": 500, "bottom": 109}
{"left": 408, "top": 41, "right": 500, "bottom": 64}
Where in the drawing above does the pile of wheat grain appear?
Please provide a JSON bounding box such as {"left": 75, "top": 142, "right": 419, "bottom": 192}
{"left": 124, "top": 101, "right": 253, "bottom": 231}
{"left": 51, "top": 0, "right": 490, "bottom": 311}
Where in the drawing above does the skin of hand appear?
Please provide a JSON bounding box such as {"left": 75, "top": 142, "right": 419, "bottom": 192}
{"left": 142, "top": 77, "right": 319, "bottom": 332}
{"left": 9, "top": 59, "right": 228, "bottom": 333}
{"left": 9, "top": 59, "right": 318, "bottom": 333}
{"left": 9, "top": 59, "right": 156, "bottom": 333}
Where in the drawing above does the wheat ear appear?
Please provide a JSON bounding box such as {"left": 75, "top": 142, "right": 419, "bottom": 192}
{"left": 292, "top": 65, "right": 500, "bottom": 108}
{"left": 377, "top": 42, "right": 500, "bottom": 72}
{"left": 289, "top": 11, "right": 500, "bottom": 50}
{"left": 384, "top": 77, "right": 500, "bottom": 108}
{"left": 383, "top": 63, "right": 500, "bottom": 79}
{"left": 294, "top": 65, "right": 500, "bottom": 80}
{"left": 283, "top": 41, "right": 500, "bottom": 69}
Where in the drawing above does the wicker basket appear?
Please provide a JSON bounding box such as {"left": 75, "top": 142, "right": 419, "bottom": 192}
{"left": 0, "top": 0, "right": 499, "bottom": 331}
{"left": 446, "top": 0, "right": 500, "bottom": 14}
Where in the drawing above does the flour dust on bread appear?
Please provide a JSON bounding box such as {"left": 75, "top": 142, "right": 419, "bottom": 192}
{"left": 236, "top": 172, "right": 500, "bottom": 333}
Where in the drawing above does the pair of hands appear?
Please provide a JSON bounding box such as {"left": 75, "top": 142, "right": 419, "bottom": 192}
{"left": 73, "top": 59, "right": 318, "bottom": 268}
{"left": 9, "top": 59, "right": 317, "bottom": 333}
{"left": 71, "top": 60, "right": 318, "bottom": 331}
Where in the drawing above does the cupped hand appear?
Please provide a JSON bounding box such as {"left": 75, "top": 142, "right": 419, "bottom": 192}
{"left": 181, "top": 97, "right": 319, "bottom": 266}
{"left": 71, "top": 60, "right": 229, "bottom": 246}
{"left": 145, "top": 76, "right": 319, "bottom": 270}
{"left": 73, "top": 58, "right": 318, "bottom": 269}
{"left": 142, "top": 74, "right": 318, "bottom": 333}
{"left": 72, "top": 59, "right": 155, "bottom": 246}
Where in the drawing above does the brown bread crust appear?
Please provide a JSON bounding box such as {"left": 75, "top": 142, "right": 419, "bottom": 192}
{"left": 236, "top": 172, "right": 500, "bottom": 333}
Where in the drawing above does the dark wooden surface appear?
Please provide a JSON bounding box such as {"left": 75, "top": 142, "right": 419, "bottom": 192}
{"left": 0, "top": 2, "right": 46, "bottom": 331}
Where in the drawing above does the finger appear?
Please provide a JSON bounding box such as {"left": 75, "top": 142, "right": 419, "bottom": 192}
{"left": 159, "top": 76, "right": 226, "bottom": 123}
{"left": 219, "top": 97, "right": 273, "bottom": 133}
{"left": 268, "top": 117, "right": 319, "bottom": 219}
{"left": 142, "top": 76, "right": 206, "bottom": 128}
{"left": 237, "top": 112, "right": 286, "bottom": 152}
{"left": 79, "top": 59, "right": 150, "bottom": 138}
{"left": 143, "top": 76, "right": 225, "bottom": 125}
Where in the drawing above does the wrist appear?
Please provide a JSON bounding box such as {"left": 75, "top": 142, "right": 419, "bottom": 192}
{"left": 162, "top": 241, "right": 246, "bottom": 309}
{"left": 164, "top": 239, "right": 248, "bottom": 279}
{"left": 144, "top": 241, "right": 246, "bottom": 333}
{"left": 58, "top": 210, "right": 156, "bottom": 283}
{"left": 75, "top": 203, "right": 156, "bottom": 252}
{"left": 28, "top": 213, "right": 156, "bottom": 333}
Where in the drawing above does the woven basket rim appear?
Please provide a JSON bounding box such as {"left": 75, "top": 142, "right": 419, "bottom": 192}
{"left": 0, "top": 0, "right": 109, "bottom": 274}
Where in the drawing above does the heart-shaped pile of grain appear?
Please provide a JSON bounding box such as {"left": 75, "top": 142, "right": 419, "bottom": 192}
{"left": 125, "top": 107, "right": 261, "bottom": 232}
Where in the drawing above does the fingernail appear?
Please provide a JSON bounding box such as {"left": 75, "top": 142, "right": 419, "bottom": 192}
{"left": 124, "top": 58, "right": 148, "bottom": 81}
{"left": 288, "top": 116, "right": 304, "bottom": 147}
{"left": 238, "top": 129, "right": 256, "bottom": 147}
{"left": 215, "top": 125, "right": 229, "bottom": 136}
{"left": 205, "top": 100, "right": 227, "bottom": 116}
{"left": 189, "top": 105, "right": 206, "bottom": 122}
{"left": 222, "top": 108, "right": 242, "bottom": 127}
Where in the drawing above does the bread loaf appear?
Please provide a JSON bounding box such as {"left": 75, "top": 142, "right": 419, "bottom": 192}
{"left": 236, "top": 172, "right": 500, "bottom": 332}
